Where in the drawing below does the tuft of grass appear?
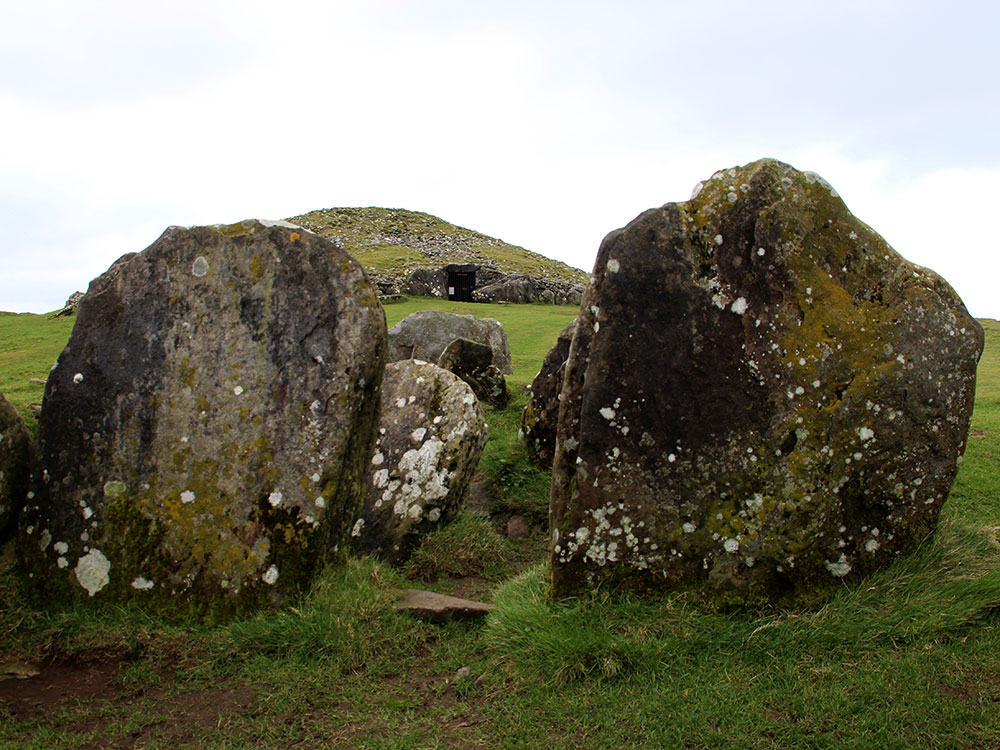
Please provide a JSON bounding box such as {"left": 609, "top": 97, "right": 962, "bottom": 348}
{"left": 404, "top": 513, "right": 514, "bottom": 581}
{"left": 486, "top": 518, "right": 1000, "bottom": 688}
{"left": 224, "top": 558, "right": 433, "bottom": 674}
{"left": 478, "top": 391, "right": 552, "bottom": 527}
{"left": 487, "top": 565, "right": 653, "bottom": 686}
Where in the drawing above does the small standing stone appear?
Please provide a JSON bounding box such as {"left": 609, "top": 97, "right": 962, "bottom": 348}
{"left": 521, "top": 319, "right": 576, "bottom": 468}
{"left": 353, "top": 360, "right": 487, "bottom": 565}
{"left": 437, "top": 337, "right": 510, "bottom": 408}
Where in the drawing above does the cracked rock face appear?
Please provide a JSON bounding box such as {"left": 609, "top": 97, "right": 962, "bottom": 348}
{"left": 18, "top": 219, "right": 386, "bottom": 622}
{"left": 0, "top": 394, "right": 30, "bottom": 536}
{"left": 549, "top": 159, "right": 984, "bottom": 607}
{"left": 353, "top": 360, "right": 487, "bottom": 565}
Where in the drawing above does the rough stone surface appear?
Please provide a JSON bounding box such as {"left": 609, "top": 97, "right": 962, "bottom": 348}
{"left": 474, "top": 274, "right": 537, "bottom": 304}
{"left": 521, "top": 319, "right": 576, "bottom": 469}
{"left": 0, "top": 394, "right": 30, "bottom": 537}
{"left": 393, "top": 588, "right": 495, "bottom": 622}
{"left": 437, "top": 338, "right": 509, "bottom": 408}
{"left": 353, "top": 360, "right": 487, "bottom": 565}
{"left": 18, "top": 219, "right": 386, "bottom": 622}
{"left": 53, "top": 291, "right": 84, "bottom": 318}
{"left": 404, "top": 268, "right": 443, "bottom": 298}
{"left": 387, "top": 311, "right": 513, "bottom": 375}
{"left": 549, "top": 159, "right": 984, "bottom": 607}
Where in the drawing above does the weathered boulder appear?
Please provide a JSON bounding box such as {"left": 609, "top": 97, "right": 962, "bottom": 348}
{"left": 18, "top": 219, "right": 386, "bottom": 622}
{"left": 437, "top": 338, "right": 509, "bottom": 408}
{"left": 0, "top": 394, "right": 30, "bottom": 537}
{"left": 352, "top": 360, "right": 486, "bottom": 565}
{"left": 53, "top": 291, "right": 84, "bottom": 318}
{"left": 404, "top": 268, "right": 443, "bottom": 298}
{"left": 550, "top": 159, "right": 984, "bottom": 607}
{"left": 521, "top": 319, "right": 576, "bottom": 468}
{"left": 474, "top": 274, "right": 537, "bottom": 303}
{"left": 387, "top": 311, "right": 513, "bottom": 375}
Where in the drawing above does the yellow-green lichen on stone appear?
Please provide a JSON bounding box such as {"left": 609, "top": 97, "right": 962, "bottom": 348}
{"left": 17, "top": 219, "right": 386, "bottom": 622}
{"left": 549, "top": 159, "right": 984, "bottom": 608}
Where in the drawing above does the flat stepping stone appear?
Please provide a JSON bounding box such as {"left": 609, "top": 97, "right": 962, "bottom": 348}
{"left": 393, "top": 589, "right": 495, "bottom": 623}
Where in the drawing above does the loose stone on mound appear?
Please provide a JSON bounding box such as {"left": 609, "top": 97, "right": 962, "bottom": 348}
{"left": 18, "top": 219, "right": 386, "bottom": 621}
{"left": 521, "top": 319, "right": 576, "bottom": 469}
{"left": 0, "top": 394, "right": 30, "bottom": 536}
{"left": 549, "top": 159, "right": 984, "bottom": 607}
{"left": 387, "top": 311, "right": 513, "bottom": 375}
{"left": 352, "top": 360, "right": 487, "bottom": 565}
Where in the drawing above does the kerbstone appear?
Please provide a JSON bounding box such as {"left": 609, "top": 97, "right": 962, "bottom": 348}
{"left": 387, "top": 311, "right": 513, "bottom": 375}
{"left": 549, "top": 159, "right": 984, "bottom": 607}
{"left": 352, "top": 360, "right": 487, "bottom": 565}
{"left": 18, "top": 219, "right": 386, "bottom": 621}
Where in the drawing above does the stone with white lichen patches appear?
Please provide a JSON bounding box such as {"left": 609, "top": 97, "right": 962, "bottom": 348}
{"left": 549, "top": 158, "right": 983, "bottom": 608}
{"left": 17, "top": 219, "right": 386, "bottom": 623}
{"left": 352, "top": 359, "right": 487, "bottom": 565}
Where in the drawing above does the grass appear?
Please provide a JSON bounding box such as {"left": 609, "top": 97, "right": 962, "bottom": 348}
{"left": 1, "top": 304, "right": 999, "bottom": 748}
{"left": 0, "top": 311, "right": 75, "bottom": 429}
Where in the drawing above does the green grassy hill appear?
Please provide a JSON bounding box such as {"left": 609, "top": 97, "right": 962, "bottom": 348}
{"left": 288, "top": 206, "right": 590, "bottom": 287}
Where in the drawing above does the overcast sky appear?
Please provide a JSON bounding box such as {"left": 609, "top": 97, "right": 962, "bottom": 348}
{"left": 3, "top": 0, "right": 998, "bottom": 318}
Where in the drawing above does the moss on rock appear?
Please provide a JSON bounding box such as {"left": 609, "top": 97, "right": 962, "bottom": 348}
{"left": 549, "top": 159, "right": 984, "bottom": 608}
{"left": 17, "top": 220, "right": 386, "bottom": 623}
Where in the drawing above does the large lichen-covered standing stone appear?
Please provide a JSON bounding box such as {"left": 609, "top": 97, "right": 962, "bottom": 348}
{"left": 352, "top": 360, "right": 487, "bottom": 565}
{"left": 387, "top": 311, "right": 513, "bottom": 375}
{"left": 550, "top": 159, "right": 984, "bottom": 607}
{"left": 0, "top": 393, "right": 30, "bottom": 537}
{"left": 18, "top": 220, "right": 386, "bottom": 622}
{"left": 521, "top": 319, "right": 576, "bottom": 469}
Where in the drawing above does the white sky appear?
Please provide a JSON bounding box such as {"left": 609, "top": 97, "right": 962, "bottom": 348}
{"left": 2, "top": 0, "right": 998, "bottom": 318}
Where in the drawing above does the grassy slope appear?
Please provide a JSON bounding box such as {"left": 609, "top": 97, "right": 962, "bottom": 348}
{"left": 289, "top": 206, "right": 590, "bottom": 285}
{"left": 1, "top": 310, "right": 999, "bottom": 748}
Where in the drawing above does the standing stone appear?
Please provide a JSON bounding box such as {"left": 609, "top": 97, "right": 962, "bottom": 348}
{"left": 18, "top": 219, "right": 386, "bottom": 622}
{"left": 387, "top": 311, "right": 513, "bottom": 375}
{"left": 437, "top": 338, "right": 510, "bottom": 408}
{"left": 521, "top": 319, "right": 576, "bottom": 468}
{"left": 352, "top": 360, "right": 487, "bottom": 565}
{"left": 0, "top": 394, "right": 30, "bottom": 537}
{"left": 550, "top": 159, "right": 984, "bottom": 607}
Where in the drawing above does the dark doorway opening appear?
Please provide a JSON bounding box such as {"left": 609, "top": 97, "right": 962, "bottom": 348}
{"left": 447, "top": 270, "right": 476, "bottom": 302}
